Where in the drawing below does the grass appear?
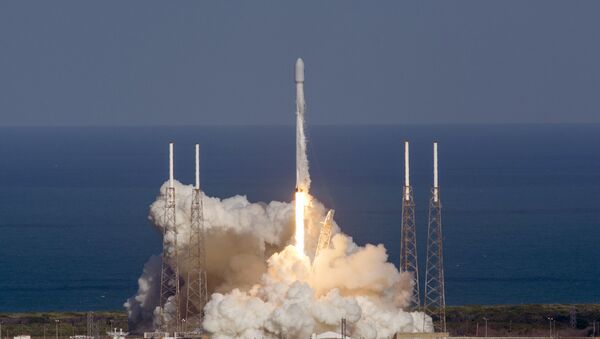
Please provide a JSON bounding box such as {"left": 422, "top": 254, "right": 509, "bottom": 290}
{"left": 0, "top": 311, "right": 127, "bottom": 338}
{"left": 446, "top": 304, "right": 600, "bottom": 336}
{"left": 2, "top": 304, "right": 600, "bottom": 337}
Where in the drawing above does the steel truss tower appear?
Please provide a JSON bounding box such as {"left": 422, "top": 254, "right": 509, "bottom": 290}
{"left": 159, "top": 142, "right": 181, "bottom": 332}
{"left": 314, "top": 209, "right": 335, "bottom": 260}
{"left": 400, "top": 141, "right": 420, "bottom": 309}
{"left": 86, "top": 312, "right": 98, "bottom": 339}
{"left": 184, "top": 144, "right": 209, "bottom": 332}
{"left": 424, "top": 142, "right": 446, "bottom": 332}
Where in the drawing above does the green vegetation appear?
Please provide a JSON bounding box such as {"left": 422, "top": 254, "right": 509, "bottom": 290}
{"left": 446, "top": 304, "right": 600, "bottom": 336}
{"left": 2, "top": 305, "right": 600, "bottom": 337}
{"left": 0, "top": 311, "right": 127, "bottom": 338}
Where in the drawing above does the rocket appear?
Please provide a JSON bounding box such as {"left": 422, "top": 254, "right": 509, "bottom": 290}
{"left": 296, "top": 58, "right": 305, "bottom": 84}
{"left": 295, "top": 58, "right": 305, "bottom": 193}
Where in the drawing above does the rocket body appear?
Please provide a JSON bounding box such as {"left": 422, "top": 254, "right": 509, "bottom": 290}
{"left": 295, "top": 58, "right": 310, "bottom": 193}
{"left": 294, "top": 58, "right": 309, "bottom": 256}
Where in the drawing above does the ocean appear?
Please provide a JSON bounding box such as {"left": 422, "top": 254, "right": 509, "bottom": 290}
{"left": 0, "top": 124, "right": 599, "bottom": 311}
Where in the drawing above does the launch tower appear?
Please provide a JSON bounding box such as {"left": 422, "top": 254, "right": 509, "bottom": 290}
{"left": 184, "top": 144, "right": 209, "bottom": 332}
{"left": 424, "top": 142, "right": 446, "bottom": 332}
{"left": 400, "top": 141, "right": 420, "bottom": 309}
{"left": 159, "top": 142, "right": 181, "bottom": 332}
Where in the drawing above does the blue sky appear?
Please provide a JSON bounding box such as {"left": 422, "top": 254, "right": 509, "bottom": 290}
{"left": 1, "top": 1, "right": 599, "bottom": 126}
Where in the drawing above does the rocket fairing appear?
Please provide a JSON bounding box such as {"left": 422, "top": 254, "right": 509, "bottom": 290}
{"left": 295, "top": 58, "right": 304, "bottom": 83}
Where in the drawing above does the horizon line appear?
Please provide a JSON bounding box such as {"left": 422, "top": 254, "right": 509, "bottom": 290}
{"left": 0, "top": 122, "right": 600, "bottom": 128}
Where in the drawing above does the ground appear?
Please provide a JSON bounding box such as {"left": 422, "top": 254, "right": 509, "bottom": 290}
{"left": 2, "top": 304, "right": 600, "bottom": 337}
{"left": 0, "top": 311, "right": 127, "bottom": 338}
{"left": 446, "top": 304, "right": 600, "bottom": 337}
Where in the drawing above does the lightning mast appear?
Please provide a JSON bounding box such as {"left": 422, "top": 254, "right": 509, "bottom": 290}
{"left": 424, "top": 142, "right": 446, "bottom": 332}
{"left": 400, "top": 141, "right": 420, "bottom": 309}
{"left": 159, "top": 142, "right": 181, "bottom": 332}
{"left": 86, "top": 312, "right": 96, "bottom": 339}
{"left": 184, "top": 144, "right": 209, "bottom": 332}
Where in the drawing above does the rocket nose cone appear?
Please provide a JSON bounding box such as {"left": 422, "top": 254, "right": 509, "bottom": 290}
{"left": 295, "top": 58, "right": 304, "bottom": 82}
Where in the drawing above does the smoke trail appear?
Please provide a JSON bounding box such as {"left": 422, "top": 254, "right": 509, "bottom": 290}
{"left": 125, "top": 181, "right": 433, "bottom": 338}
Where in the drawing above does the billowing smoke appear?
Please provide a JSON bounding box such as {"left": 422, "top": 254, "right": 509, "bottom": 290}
{"left": 125, "top": 181, "right": 433, "bottom": 338}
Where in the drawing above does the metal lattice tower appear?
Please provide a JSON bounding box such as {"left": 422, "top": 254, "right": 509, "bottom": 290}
{"left": 184, "top": 144, "right": 209, "bottom": 332}
{"left": 400, "top": 141, "right": 420, "bottom": 309}
{"left": 341, "top": 318, "right": 348, "bottom": 339}
{"left": 314, "top": 209, "right": 335, "bottom": 260}
{"left": 159, "top": 142, "right": 181, "bottom": 332}
{"left": 86, "top": 312, "right": 95, "bottom": 339}
{"left": 424, "top": 142, "right": 446, "bottom": 332}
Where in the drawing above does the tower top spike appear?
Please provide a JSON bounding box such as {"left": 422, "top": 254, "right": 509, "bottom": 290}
{"left": 433, "top": 142, "right": 438, "bottom": 189}
{"left": 400, "top": 140, "right": 419, "bottom": 308}
{"left": 433, "top": 142, "right": 439, "bottom": 202}
{"left": 404, "top": 141, "right": 410, "bottom": 188}
{"left": 195, "top": 144, "right": 200, "bottom": 190}
{"left": 169, "top": 142, "right": 174, "bottom": 189}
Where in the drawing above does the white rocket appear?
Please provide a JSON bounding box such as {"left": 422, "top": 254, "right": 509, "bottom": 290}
{"left": 295, "top": 58, "right": 310, "bottom": 193}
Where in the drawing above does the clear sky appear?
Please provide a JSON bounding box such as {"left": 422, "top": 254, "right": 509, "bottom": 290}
{"left": 1, "top": 1, "right": 599, "bottom": 126}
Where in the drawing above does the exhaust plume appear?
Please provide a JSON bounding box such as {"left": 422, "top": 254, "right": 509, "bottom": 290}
{"left": 125, "top": 181, "right": 433, "bottom": 338}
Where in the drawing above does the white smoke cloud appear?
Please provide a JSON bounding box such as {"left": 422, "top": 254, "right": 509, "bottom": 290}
{"left": 125, "top": 181, "right": 433, "bottom": 337}
{"left": 124, "top": 255, "right": 162, "bottom": 331}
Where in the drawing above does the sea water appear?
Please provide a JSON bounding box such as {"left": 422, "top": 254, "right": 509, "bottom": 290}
{"left": 0, "top": 124, "right": 599, "bottom": 311}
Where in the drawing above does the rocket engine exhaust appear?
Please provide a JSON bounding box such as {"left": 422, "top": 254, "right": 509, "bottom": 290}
{"left": 295, "top": 190, "right": 306, "bottom": 255}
